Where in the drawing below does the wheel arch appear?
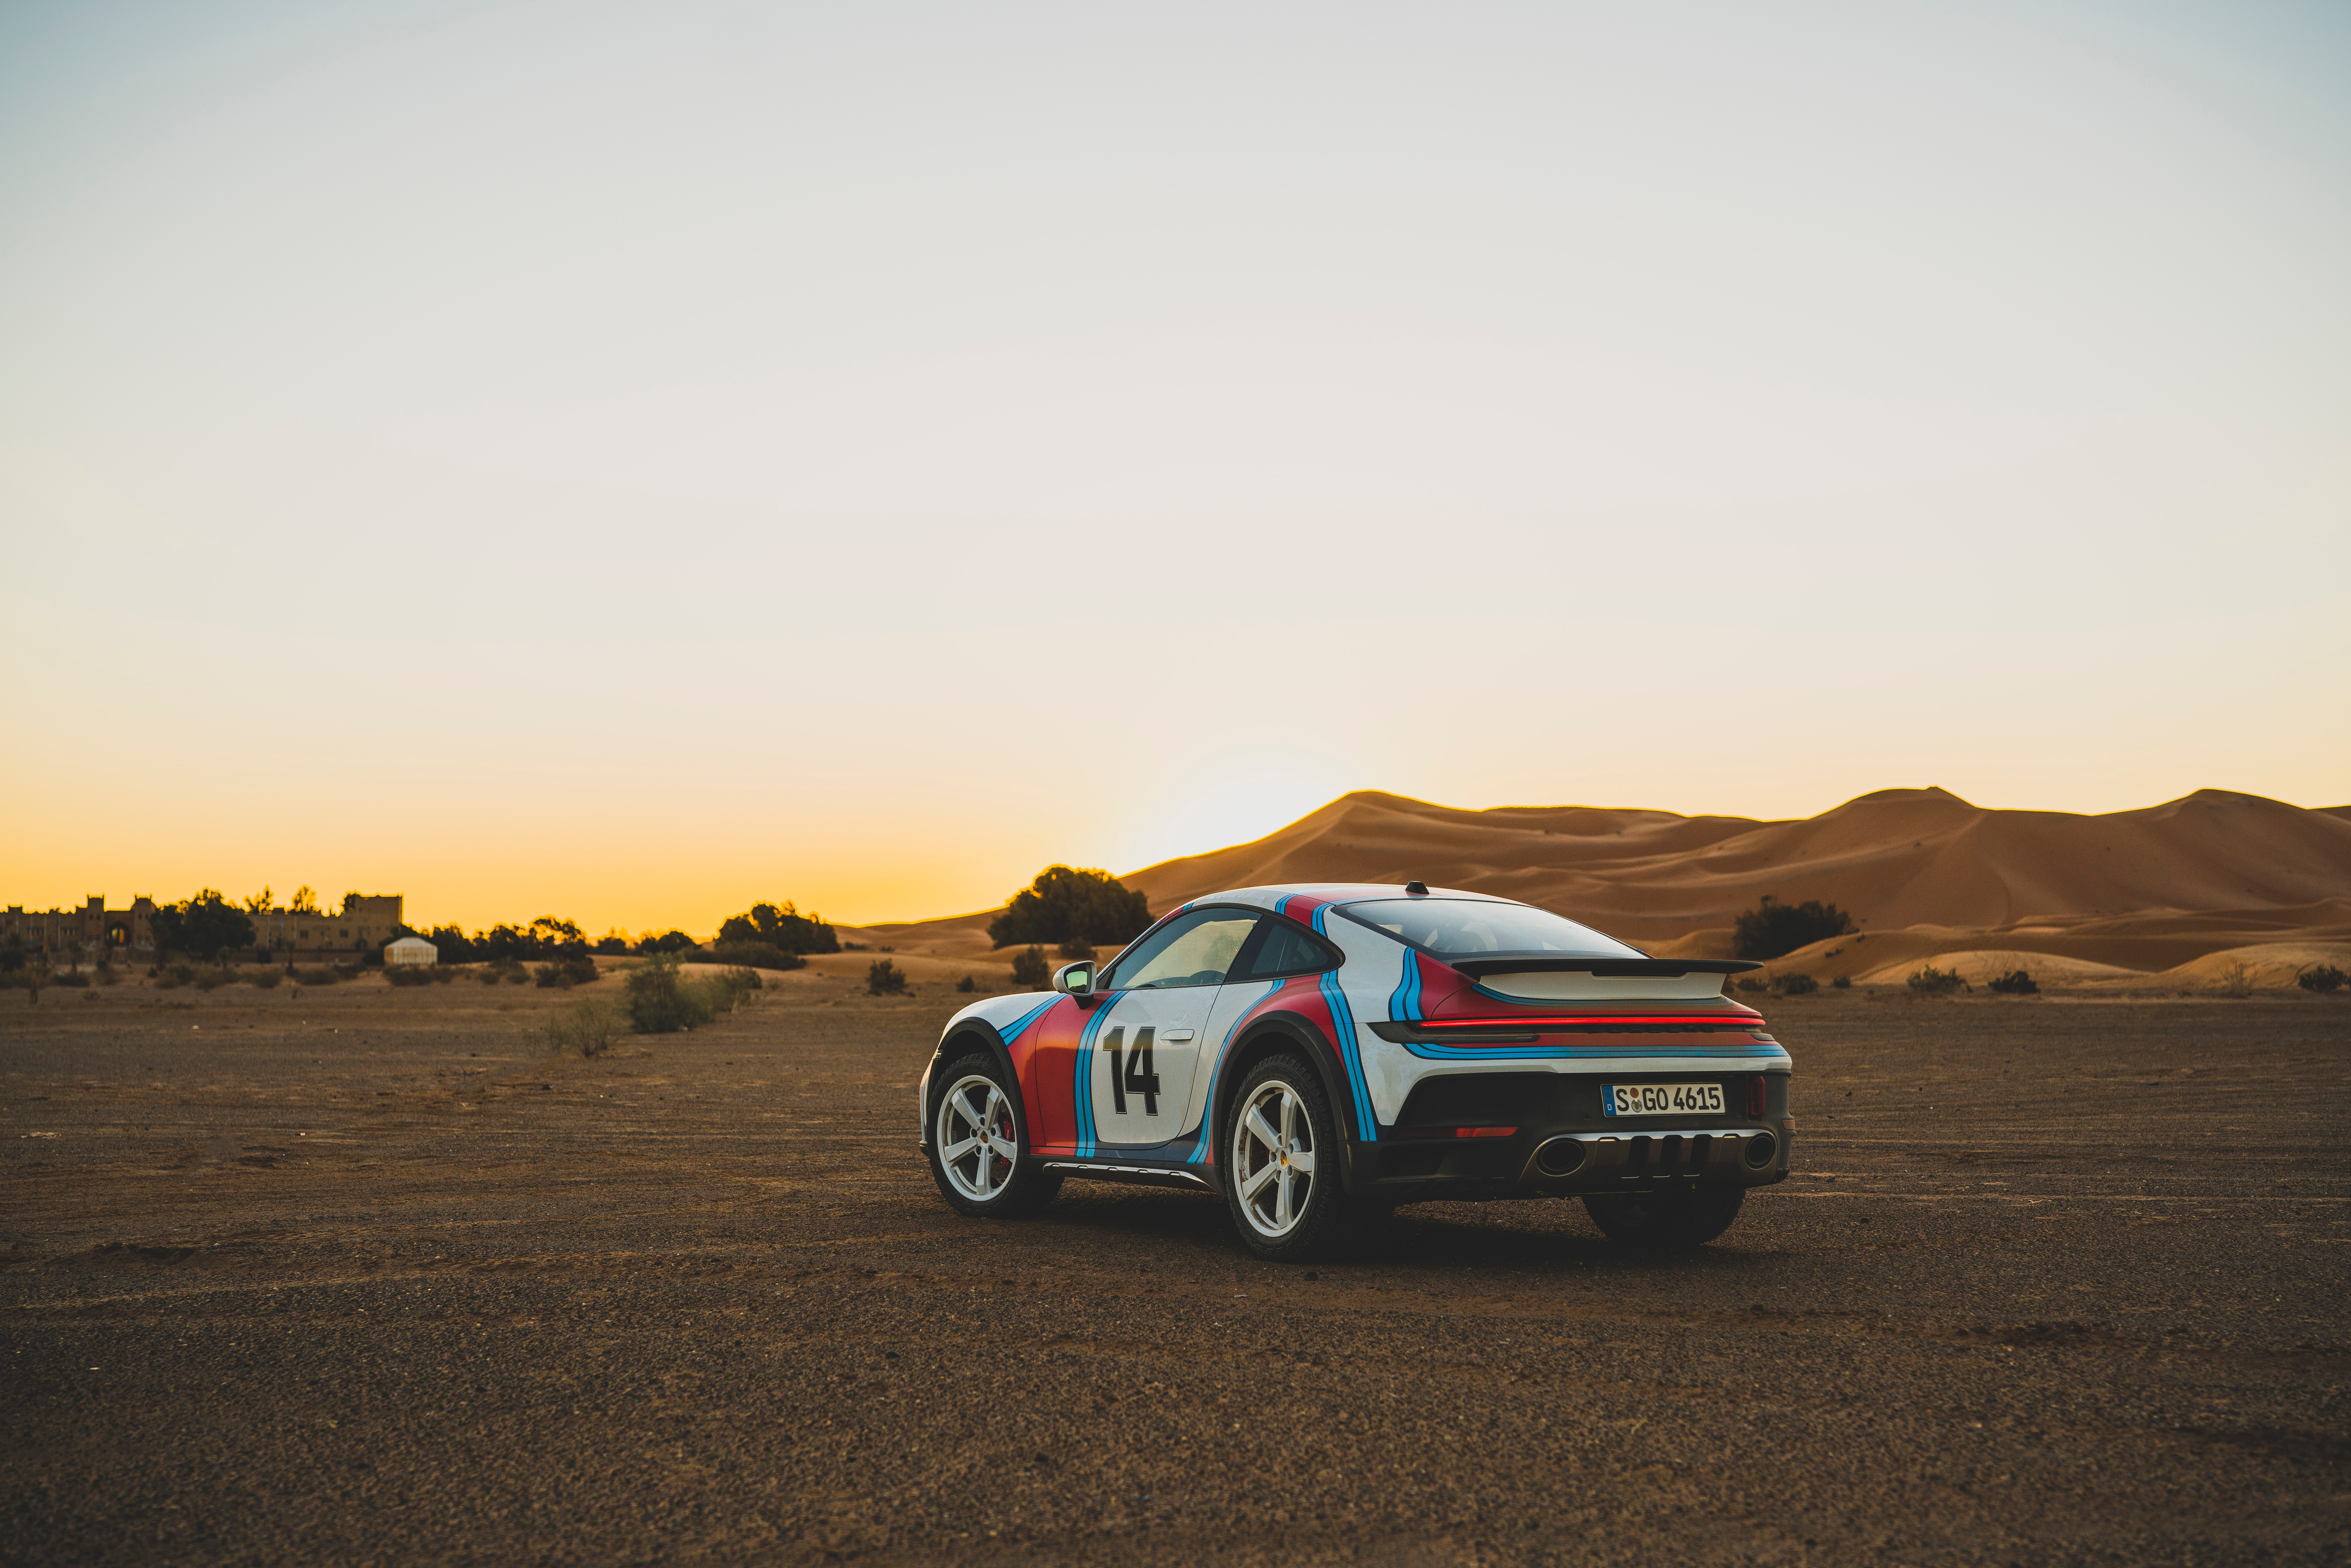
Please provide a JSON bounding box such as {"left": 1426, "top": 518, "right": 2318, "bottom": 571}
{"left": 1208, "top": 1011, "right": 1361, "bottom": 1171}
{"left": 922, "top": 1021, "right": 1021, "bottom": 1152}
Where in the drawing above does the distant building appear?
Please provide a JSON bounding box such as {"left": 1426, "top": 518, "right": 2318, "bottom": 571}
{"left": 2, "top": 896, "right": 156, "bottom": 955}
{"left": 1, "top": 893, "right": 406, "bottom": 961}
{"left": 385, "top": 935, "right": 438, "bottom": 966}
{"left": 245, "top": 896, "right": 406, "bottom": 959}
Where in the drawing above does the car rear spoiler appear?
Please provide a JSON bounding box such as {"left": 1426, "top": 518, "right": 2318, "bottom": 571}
{"left": 1445, "top": 956, "right": 1765, "bottom": 979}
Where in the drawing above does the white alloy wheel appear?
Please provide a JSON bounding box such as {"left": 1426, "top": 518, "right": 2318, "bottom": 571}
{"left": 1234, "top": 1079, "right": 1318, "bottom": 1238}
{"left": 935, "top": 1073, "right": 1020, "bottom": 1203}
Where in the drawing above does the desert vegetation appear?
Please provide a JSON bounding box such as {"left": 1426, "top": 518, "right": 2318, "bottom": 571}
{"left": 866, "top": 959, "right": 909, "bottom": 996}
{"left": 716, "top": 900, "right": 838, "bottom": 955}
{"left": 544, "top": 998, "right": 622, "bottom": 1057}
{"left": 1989, "top": 969, "right": 2039, "bottom": 995}
{"left": 1907, "top": 965, "right": 1967, "bottom": 995}
{"left": 1009, "top": 946, "right": 1050, "bottom": 989}
{"left": 2298, "top": 964, "right": 2347, "bottom": 994}
{"left": 988, "top": 866, "right": 1151, "bottom": 949}
{"left": 621, "top": 953, "right": 759, "bottom": 1034}
{"left": 1732, "top": 895, "right": 1857, "bottom": 961}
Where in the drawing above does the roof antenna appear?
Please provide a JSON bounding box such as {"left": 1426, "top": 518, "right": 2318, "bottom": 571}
{"left": 1404, "top": 880, "right": 1429, "bottom": 896}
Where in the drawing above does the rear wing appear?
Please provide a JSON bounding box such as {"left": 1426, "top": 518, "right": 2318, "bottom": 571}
{"left": 1444, "top": 956, "right": 1764, "bottom": 979}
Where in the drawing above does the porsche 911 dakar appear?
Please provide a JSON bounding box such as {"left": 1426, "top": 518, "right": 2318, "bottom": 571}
{"left": 916, "top": 883, "right": 1791, "bottom": 1261}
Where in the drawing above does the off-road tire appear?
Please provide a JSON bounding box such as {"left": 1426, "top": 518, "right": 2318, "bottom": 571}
{"left": 1582, "top": 1185, "right": 1744, "bottom": 1248}
{"left": 1222, "top": 1052, "right": 1384, "bottom": 1263}
{"left": 926, "top": 1053, "right": 1063, "bottom": 1218}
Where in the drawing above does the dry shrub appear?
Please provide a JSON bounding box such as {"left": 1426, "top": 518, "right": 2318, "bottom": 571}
{"left": 2296, "top": 964, "right": 2346, "bottom": 994}
{"left": 1771, "top": 973, "right": 1818, "bottom": 996}
{"left": 1988, "top": 970, "right": 2038, "bottom": 996}
{"left": 2212, "top": 961, "right": 2253, "bottom": 999}
{"left": 1010, "top": 946, "right": 1049, "bottom": 989}
{"left": 866, "top": 959, "right": 909, "bottom": 996}
{"left": 247, "top": 969, "right": 282, "bottom": 990}
{"left": 1907, "top": 966, "right": 1966, "bottom": 996}
{"left": 546, "top": 998, "right": 621, "bottom": 1057}
{"left": 1831, "top": 974, "right": 1852, "bottom": 990}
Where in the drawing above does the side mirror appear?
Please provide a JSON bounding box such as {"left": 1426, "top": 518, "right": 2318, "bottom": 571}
{"left": 1052, "top": 961, "right": 1094, "bottom": 997}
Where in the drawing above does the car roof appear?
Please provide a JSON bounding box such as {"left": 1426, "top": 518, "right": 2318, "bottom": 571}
{"left": 1178, "top": 883, "right": 1519, "bottom": 915}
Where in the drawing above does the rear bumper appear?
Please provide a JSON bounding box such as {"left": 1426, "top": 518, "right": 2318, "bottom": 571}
{"left": 1346, "top": 1118, "right": 1795, "bottom": 1202}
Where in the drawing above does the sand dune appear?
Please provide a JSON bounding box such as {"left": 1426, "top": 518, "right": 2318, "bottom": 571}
{"left": 863, "top": 787, "right": 2351, "bottom": 986}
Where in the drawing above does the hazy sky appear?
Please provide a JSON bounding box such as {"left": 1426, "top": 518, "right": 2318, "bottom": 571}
{"left": 4, "top": 0, "right": 2346, "bottom": 933}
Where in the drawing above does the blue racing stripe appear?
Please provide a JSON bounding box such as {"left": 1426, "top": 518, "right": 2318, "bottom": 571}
{"left": 1073, "top": 994, "right": 1121, "bottom": 1157}
{"left": 1388, "top": 947, "right": 1424, "bottom": 1023}
{"left": 994, "top": 998, "right": 1059, "bottom": 1047}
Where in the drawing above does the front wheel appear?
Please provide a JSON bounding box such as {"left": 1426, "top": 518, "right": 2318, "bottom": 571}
{"left": 1222, "top": 1054, "right": 1382, "bottom": 1263}
{"left": 926, "top": 1054, "right": 1061, "bottom": 1218}
{"left": 1583, "top": 1185, "right": 1745, "bottom": 1249}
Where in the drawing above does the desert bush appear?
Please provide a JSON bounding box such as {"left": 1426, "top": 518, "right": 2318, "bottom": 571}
{"left": 1831, "top": 974, "right": 1852, "bottom": 989}
{"left": 247, "top": 969, "right": 282, "bottom": 990}
{"left": 51, "top": 971, "right": 91, "bottom": 989}
{"left": 533, "top": 955, "right": 599, "bottom": 989}
{"left": 2212, "top": 960, "right": 2253, "bottom": 999}
{"left": 331, "top": 962, "right": 360, "bottom": 980}
{"left": 1010, "top": 946, "right": 1050, "bottom": 989}
{"left": 955, "top": 974, "right": 979, "bottom": 994}
{"left": 1732, "top": 896, "right": 1858, "bottom": 961}
{"left": 1907, "top": 965, "right": 1966, "bottom": 996}
{"left": 866, "top": 959, "right": 909, "bottom": 996}
{"left": 1988, "top": 969, "right": 2039, "bottom": 996}
{"left": 292, "top": 966, "right": 340, "bottom": 986}
{"left": 1772, "top": 972, "right": 1818, "bottom": 996}
{"left": 384, "top": 965, "right": 436, "bottom": 987}
{"left": 717, "top": 900, "right": 838, "bottom": 956}
{"left": 545, "top": 998, "right": 622, "bottom": 1057}
{"left": 1058, "top": 938, "right": 1096, "bottom": 960}
{"left": 156, "top": 961, "right": 196, "bottom": 990}
{"left": 702, "top": 942, "right": 806, "bottom": 971}
{"left": 1733, "top": 974, "right": 1766, "bottom": 994}
{"left": 621, "top": 953, "right": 746, "bottom": 1033}
{"left": 989, "top": 866, "right": 1152, "bottom": 950}
{"left": 2295, "top": 964, "right": 2346, "bottom": 994}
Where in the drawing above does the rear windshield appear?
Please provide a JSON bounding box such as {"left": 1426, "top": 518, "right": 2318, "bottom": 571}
{"left": 1338, "top": 899, "right": 1643, "bottom": 959}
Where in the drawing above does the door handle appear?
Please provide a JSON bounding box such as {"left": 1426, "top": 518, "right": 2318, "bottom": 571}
{"left": 1161, "top": 1028, "right": 1195, "bottom": 1041}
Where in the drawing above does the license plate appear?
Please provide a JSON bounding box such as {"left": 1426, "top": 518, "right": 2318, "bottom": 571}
{"left": 1602, "top": 1082, "right": 1723, "bottom": 1117}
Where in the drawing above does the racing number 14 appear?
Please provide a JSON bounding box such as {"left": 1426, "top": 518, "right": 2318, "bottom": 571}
{"left": 1101, "top": 1027, "right": 1161, "bottom": 1117}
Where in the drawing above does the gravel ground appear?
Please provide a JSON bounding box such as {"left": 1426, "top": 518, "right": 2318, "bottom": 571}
{"left": 4, "top": 978, "right": 2347, "bottom": 1566}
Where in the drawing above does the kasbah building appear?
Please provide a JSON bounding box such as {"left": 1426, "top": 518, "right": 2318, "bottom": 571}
{"left": 1, "top": 894, "right": 406, "bottom": 962}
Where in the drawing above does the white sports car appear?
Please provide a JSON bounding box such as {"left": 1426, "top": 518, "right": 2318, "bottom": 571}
{"left": 917, "top": 883, "right": 1790, "bottom": 1261}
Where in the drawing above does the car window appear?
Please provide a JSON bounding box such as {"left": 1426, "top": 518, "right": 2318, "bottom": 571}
{"left": 1104, "top": 909, "right": 1260, "bottom": 990}
{"left": 1337, "top": 897, "right": 1643, "bottom": 957}
{"left": 1238, "top": 919, "right": 1335, "bottom": 980}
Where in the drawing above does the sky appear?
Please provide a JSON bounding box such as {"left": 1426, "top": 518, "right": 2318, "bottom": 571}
{"left": 3, "top": 0, "right": 2346, "bottom": 934}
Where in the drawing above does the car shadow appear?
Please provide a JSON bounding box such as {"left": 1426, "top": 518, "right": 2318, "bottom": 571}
{"left": 1027, "top": 1182, "right": 1767, "bottom": 1277}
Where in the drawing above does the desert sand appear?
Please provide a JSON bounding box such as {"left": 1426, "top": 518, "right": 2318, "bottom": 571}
{"left": 859, "top": 788, "right": 2351, "bottom": 993}
{"left": 5, "top": 975, "right": 2347, "bottom": 1564}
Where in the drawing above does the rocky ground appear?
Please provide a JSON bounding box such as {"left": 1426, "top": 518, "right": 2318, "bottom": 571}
{"left": 4, "top": 977, "right": 2347, "bottom": 1565}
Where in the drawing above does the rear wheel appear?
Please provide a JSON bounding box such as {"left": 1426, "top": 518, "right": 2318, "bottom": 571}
{"left": 1583, "top": 1185, "right": 1744, "bottom": 1248}
{"left": 926, "top": 1054, "right": 1062, "bottom": 1218}
{"left": 1223, "top": 1054, "right": 1382, "bottom": 1263}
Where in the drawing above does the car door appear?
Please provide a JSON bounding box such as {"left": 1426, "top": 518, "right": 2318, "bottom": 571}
{"left": 1078, "top": 906, "right": 1261, "bottom": 1155}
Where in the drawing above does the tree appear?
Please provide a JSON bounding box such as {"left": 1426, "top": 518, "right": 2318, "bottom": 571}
{"left": 340, "top": 892, "right": 362, "bottom": 916}
{"left": 636, "top": 930, "right": 697, "bottom": 955}
{"left": 243, "top": 887, "right": 274, "bottom": 913}
{"left": 289, "top": 886, "right": 321, "bottom": 914}
{"left": 988, "top": 866, "right": 1151, "bottom": 949}
{"left": 717, "top": 900, "right": 839, "bottom": 955}
{"left": 427, "top": 923, "right": 478, "bottom": 963}
{"left": 1731, "top": 896, "right": 1856, "bottom": 961}
{"left": 1010, "top": 946, "right": 1050, "bottom": 988}
{"left": 150, "top": 889, "right": 256, "bottom": 964}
